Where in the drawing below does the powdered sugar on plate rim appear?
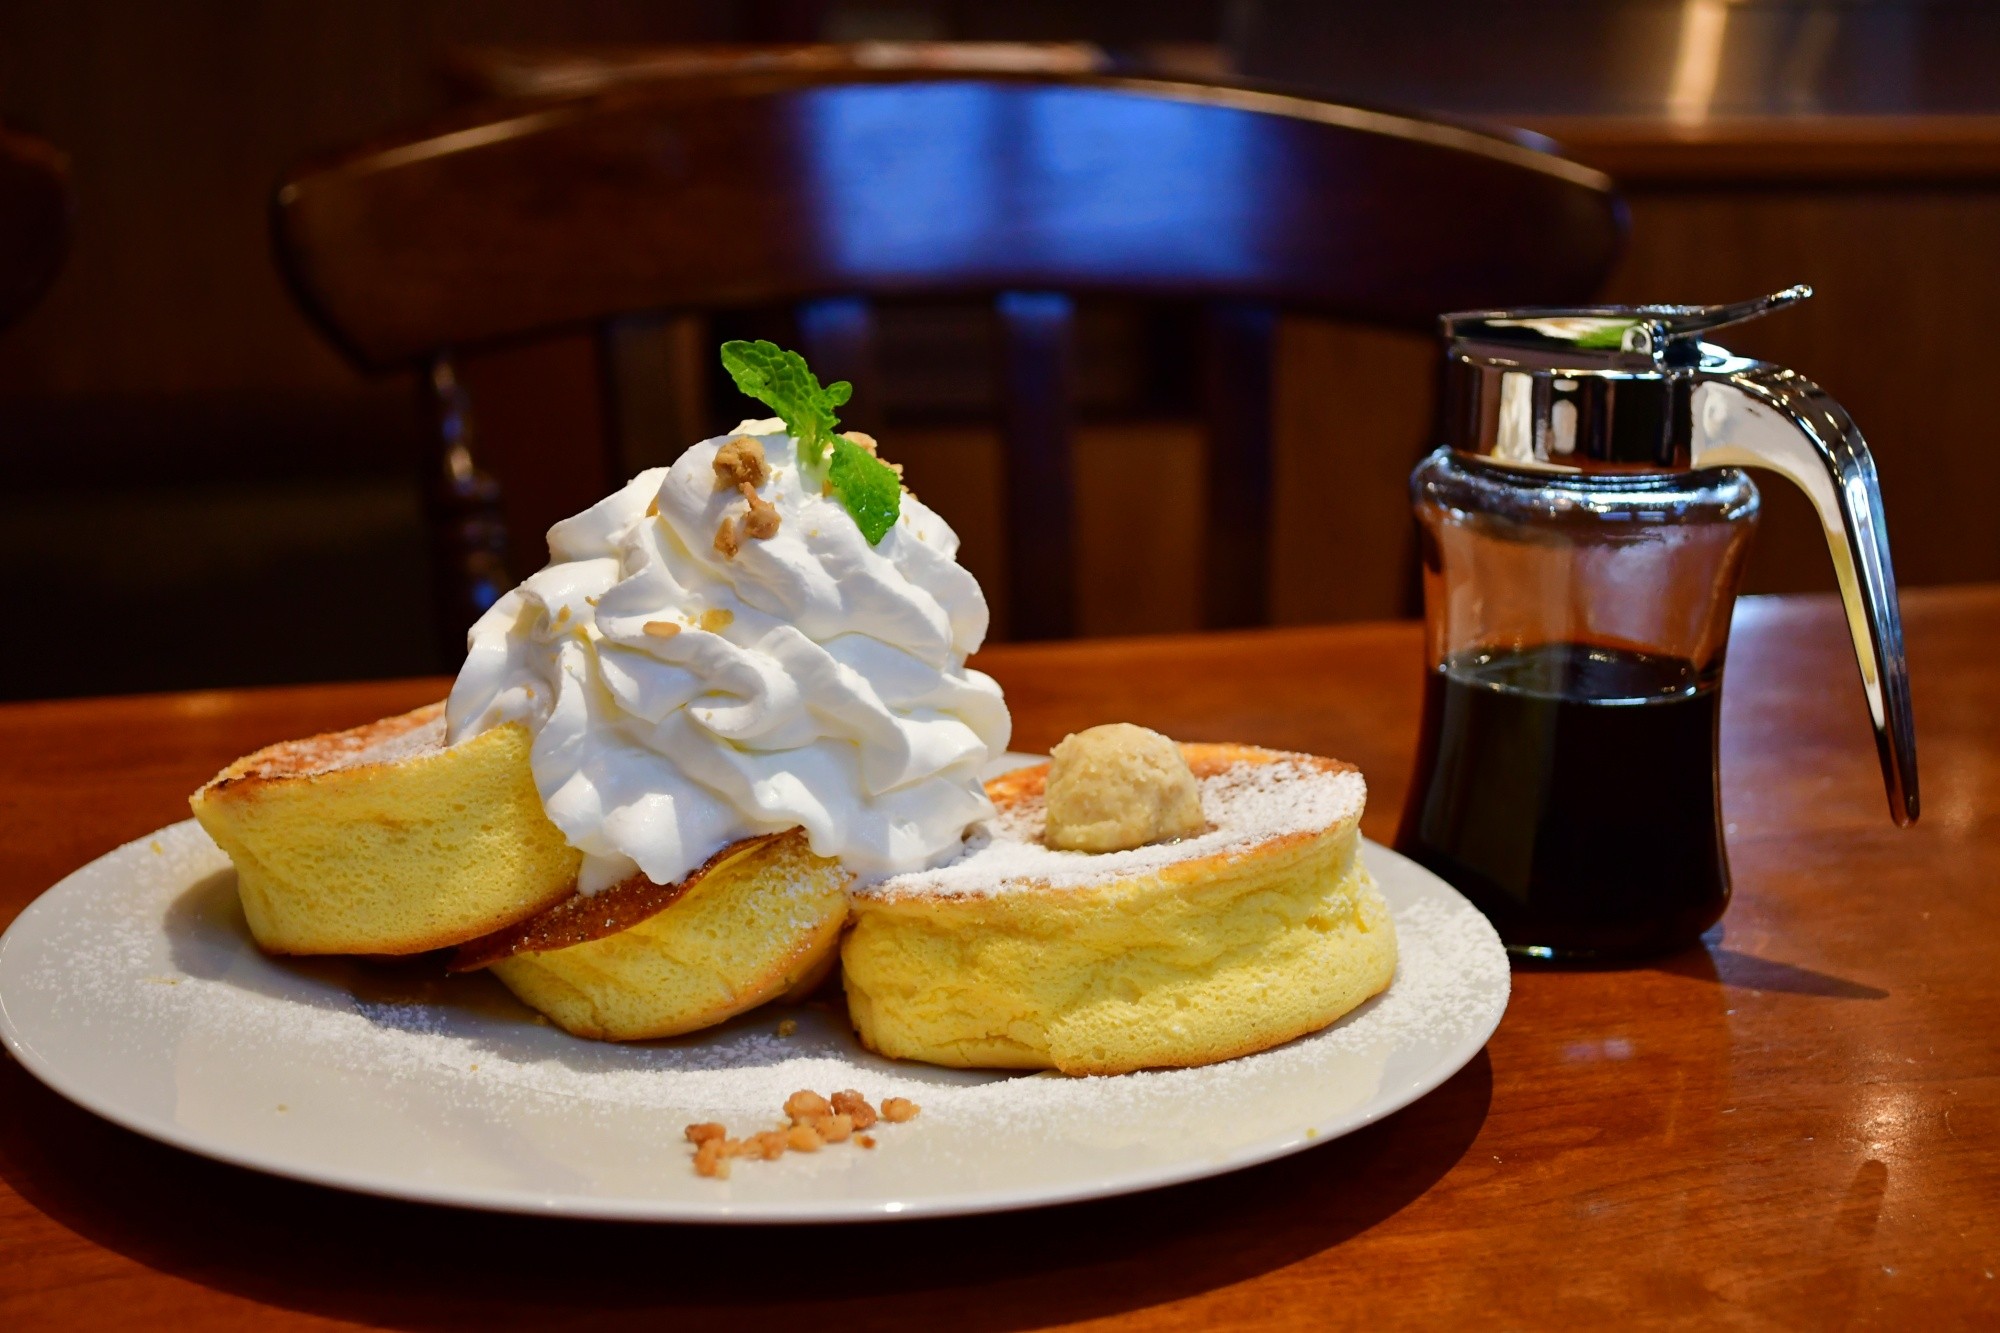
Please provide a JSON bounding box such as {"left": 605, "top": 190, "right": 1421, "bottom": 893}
{"left": 0, "top": 812, "right": 1508, "bottom": 1223}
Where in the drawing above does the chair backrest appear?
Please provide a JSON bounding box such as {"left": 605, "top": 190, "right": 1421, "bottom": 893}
{"left": 0, "top": 124, "right": 73, "bottom": 333}
{"left": 274, "top": 68, "right": 1623, "bottom": 642}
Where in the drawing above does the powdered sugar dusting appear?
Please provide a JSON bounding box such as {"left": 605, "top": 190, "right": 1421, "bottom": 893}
{"left": 863, "top": 759, "right": 1365, "bottom": 899}
{"left": 14, "top": 822, "right": 1501, "bottom": 1129}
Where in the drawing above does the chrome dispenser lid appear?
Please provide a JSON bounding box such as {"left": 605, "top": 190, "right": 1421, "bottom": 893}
{"left": 1443, "top": 285, "right": 1812, "bottom": 471}
{"left": 1440, "top": 282, "right": 1918, "bottom": 828}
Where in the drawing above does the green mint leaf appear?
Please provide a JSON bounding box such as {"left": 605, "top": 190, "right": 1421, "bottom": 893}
{"left": 719, "top": 339, "right": 847, "bottom": 466}
{"left": 719, "top": 339, "right": 900, "bottom": 544}
{"left": 1572, "top": 320, "right": 1637, "bottom": 350}
{"left": 828, "top": 434, "right": 901, "bottom": 545}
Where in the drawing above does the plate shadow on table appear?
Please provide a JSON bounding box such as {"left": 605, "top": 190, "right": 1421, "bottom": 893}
{"left": 0, "top": 1035, "right": 1492, "bottom": 1331}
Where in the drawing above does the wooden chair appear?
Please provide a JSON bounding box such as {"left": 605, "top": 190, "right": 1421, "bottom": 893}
{"left": 0, "top": 123, "right": 73, "bottom": 333}
{"left": 273, "top": 67, "right": 1623, "bottom": 645}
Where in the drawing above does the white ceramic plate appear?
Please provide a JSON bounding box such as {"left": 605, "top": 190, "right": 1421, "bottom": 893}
{"left": 0, "top": 758, "right": 1508, "bottom": 1224}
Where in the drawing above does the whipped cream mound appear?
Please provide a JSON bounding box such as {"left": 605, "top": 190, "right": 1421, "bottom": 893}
{"left": 446, "top": 419, "right": 1011, "bottom": 895}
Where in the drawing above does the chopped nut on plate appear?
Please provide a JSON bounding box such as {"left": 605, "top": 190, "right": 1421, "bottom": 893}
{"left": 693, "top": 1138, "right": 730, "bottom": 1178}
{"left": 785, "top": 1089, "right": 831, "bottom": 1123}
{"left": 686, "top": 1089, "right": 916, "bottom": 1177}
{"left": 831, "top": 1089, "right": 878, "bottom": 1129}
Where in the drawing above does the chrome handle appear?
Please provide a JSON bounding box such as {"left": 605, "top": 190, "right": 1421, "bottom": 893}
{"left": 1690, "top": 363, "right": 1919, "bottom": 825}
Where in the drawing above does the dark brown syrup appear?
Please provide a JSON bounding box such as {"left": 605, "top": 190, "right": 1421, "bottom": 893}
{"left": 1395, "top": 642, "right": 1729, "bottom": 961}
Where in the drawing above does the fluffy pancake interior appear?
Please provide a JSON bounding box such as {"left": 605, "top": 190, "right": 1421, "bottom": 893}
{"left": 486, "top": 831, "right": 851, "bottom": 1042}
{"left": 189, "top": 706, "right": 580, "bottom": 956}
{"left": 842, "top": 746, "right": 1396, "bottom": 1076}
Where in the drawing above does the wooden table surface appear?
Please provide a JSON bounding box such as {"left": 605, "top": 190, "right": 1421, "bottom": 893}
{"left": 2, "top": 586, "right": 1995, "bottom": 1329}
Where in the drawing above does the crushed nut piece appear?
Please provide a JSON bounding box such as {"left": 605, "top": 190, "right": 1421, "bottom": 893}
{"left": 699, "top": 608, "right": 734, "bottom": 632}
{"left": 776, "top": 1018, "right": 798, "bottom": 1037}
{"left": 842, "top": 430, "right": 879, "bottom": 455}
{"left": 687, "top": 1089, "right": 908, "bottom": 1176}
{"left": 740, "top": 482, "right": 781, "bottom": 539}
{"left": 713, "top": 436, "right": 769, "bottom": 488}
{"left": 830, "top": 1089, "right": 878, "bottom": 1130}
{"left": 713, "top": 516, "right": 741, "bottom": 558}
{"left": 642, "top": 620, "right": 682, "bottom": 639}
{"left": 694, "top": 1138, "right": 730, "bottom": 1178}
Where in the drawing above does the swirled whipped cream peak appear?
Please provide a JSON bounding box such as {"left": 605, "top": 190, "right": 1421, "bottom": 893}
{"left": 445, "top": 413, "right": 1010, "bottom": 896}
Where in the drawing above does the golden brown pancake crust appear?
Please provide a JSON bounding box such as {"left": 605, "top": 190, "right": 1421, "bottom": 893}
{"left": 449, "top": 830, "right": 798, "bottom": 970}
{"left": 202, "top": 702, "right": 445, "bottom": 792}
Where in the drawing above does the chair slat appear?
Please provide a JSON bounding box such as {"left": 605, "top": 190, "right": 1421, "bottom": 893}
{"left": 997, "top": 291, "right": 1076, "bottom": 641}
{"left": 419, "top": 355, "right": 511, "bottom": 662}
{"left": 0, "top": 125, "right": 72, "bottom": 332}
{"left": 1202, "top": 302, "right": 1277, "bottom": 629}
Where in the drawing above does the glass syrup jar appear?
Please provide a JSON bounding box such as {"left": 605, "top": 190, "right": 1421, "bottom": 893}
{"left": 1395, "top": 286, "right": 1919, "bottom": 962}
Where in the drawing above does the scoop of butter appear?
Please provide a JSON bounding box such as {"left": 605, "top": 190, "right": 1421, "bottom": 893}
{"left": 1043, "top": 723, "right": 1207, "bottom": 853}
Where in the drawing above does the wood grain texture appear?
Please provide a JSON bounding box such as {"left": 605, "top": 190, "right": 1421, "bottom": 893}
{"left": 1518, "top": 114, "right": 2000, "bottom": 186}
{"left": 2, "top": 586, "right": 1997, "bottom": 1328}
{"left": 1598, "top": 188, "right": 2000, "bottom": 596}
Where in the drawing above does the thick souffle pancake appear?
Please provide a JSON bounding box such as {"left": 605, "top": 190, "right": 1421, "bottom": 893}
{"left": 841, "top": 743, "right": 1396, "bottom": 1076}
{"left": 189, "top": 704, "right": 580, "bottom": 956}
{"left": 449, "top": 830, "right": 850, "bottom": 1041}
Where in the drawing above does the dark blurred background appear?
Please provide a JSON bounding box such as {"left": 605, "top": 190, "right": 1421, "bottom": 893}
{"left": 5, "top": 0, "right": 1999, "bottom": 699}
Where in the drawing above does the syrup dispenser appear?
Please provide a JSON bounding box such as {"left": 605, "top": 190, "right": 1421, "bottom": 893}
{"left": 1396, "top": 286, "right": 1917, "bottom": 961}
